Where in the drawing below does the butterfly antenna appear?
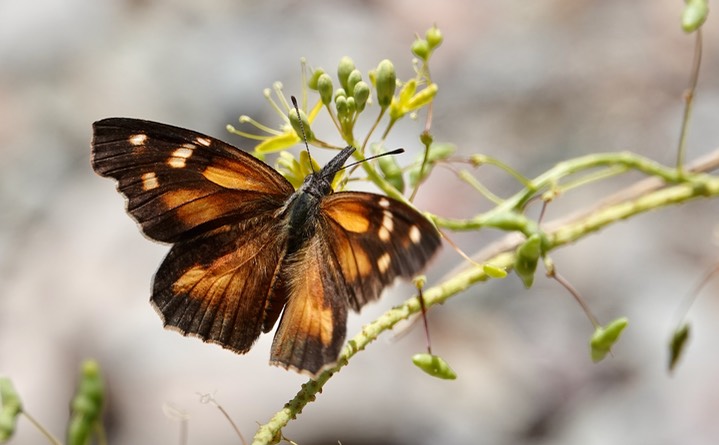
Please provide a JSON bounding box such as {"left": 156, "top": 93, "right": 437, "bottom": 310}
{"left": 340, "top": 148, "right": 405, "bottom": 172}
{"left": 291, "top": 95, "right": 315, "bottom": 174}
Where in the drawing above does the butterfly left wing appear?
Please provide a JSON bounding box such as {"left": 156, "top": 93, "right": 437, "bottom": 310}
{"left": 319, "top": 192, "right": 442, "bottom": 311}
{"left": 270, "top": 192, "right": 441, "bottom": 375}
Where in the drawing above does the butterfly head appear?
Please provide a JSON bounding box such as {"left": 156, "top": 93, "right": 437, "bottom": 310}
{"left": 300, "top": 146, "right": 356, "bottom": 198}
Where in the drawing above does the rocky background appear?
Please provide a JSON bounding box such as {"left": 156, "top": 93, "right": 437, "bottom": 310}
{"left": 2, "top": 1, "right": 719, "bottom": 444}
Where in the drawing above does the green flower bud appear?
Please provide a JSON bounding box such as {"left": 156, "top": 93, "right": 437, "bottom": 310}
{"left": 353, "top": 81, "right": 370, "bottom": 112}
{"left": 288, "top": 107, "right": 315, "bottom": 143}
{"left": 411, "top": 38, "right": 430, "bottom": 61}
{"left": 669, "top": 323, "right": 691, "bottom": 372}
{"left": 375, "top": 59, "right": 396, "bottom": 109}
{"left": 590, "top": 317, "right": 629, "bottom": 362}
{"left": 426, "top": 25, "right": 443, "bottom": 49}
{"left": 682, "top": 0, "right": 709, "bottom": 32}
{"left": 334, "top": 88, "right": 347, "bottom": 102}
{"left": 412, "top": 353, "right": 457, "bottom": 380}
{"left": 346, "top": 69, "right": 362, "bottom": 97}
{"left": 317, "top": 73, "right": 334, "bottom": 106}
{"left": 515, "top": 234, "right": 542, "bottom": 288}
{"left": 345, "top": 96, "right": 356, "bottom": 115}
{"left": 420, "top": 130, "right": 433, "bottom": 147}
{"left": 307, "top": 68, "right": 325, "bottom": 90}
{"left": 0, "top": 378, "right": 22, "bottom": 442}
{"left": 335, "top": 95, "right": 348, "bottom": 117}
{"left": 337, "top": 56, "right": 356, "bottom": 92}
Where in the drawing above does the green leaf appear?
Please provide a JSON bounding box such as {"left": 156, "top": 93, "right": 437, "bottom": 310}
{"left": 412, "top": 353, "right": 457, "bottom": 380}
{"left": 67, "top": 360, "right": 105, "bottom": 445}
{"left": 668, "top": 323, "right": 691, "bottom": 372}
{"left": 590, "top": 317, "right": 629, "bottom": 362}
{"left": 682, "top": 0, "right": 709, "bottom": 33}
{"left": 0, "top": 378, "right": 22, "bottom": 443}
{"left": 514, "top": 234, "right": 542, "bottom": 288}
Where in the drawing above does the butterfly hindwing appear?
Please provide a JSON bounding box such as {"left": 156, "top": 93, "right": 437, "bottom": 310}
{"left": 152, "top": 216, "right": 290, "bottom": 354}
{"left": 91, "top": 118, "right": 294, "bottom": 242}
{"left": 270, "top": 236, "right": 350, "bottom": 375}
{"left": 320, "top": 192, "right": 442, "bottom": 311}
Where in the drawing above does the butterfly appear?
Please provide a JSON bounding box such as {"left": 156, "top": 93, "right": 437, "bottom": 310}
{"left": 91, "top": 117, "right": 441, "bottom": 376}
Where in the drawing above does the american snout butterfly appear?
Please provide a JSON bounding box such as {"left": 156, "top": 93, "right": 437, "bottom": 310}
{"left": 91, "top": 117, "right": 441, "bottom": 376}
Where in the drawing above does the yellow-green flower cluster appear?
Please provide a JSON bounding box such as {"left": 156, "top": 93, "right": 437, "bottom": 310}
{"left": 227, "top": 25, "right": 444, "bottom": 191}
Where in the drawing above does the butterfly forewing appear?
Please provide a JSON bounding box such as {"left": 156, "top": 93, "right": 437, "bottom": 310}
{"left": 91, "top": 118, "right": 294, "bottom": 242}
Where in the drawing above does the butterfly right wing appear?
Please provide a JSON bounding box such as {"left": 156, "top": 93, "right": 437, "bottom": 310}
{"left": 151, "top": 216, "right": 290, "bottom": 354}
{"left": 92, "top": 118, "right": 296, "bottom": 352}
{"left": 91, "top": 118, "right": 295, "bottom": 243}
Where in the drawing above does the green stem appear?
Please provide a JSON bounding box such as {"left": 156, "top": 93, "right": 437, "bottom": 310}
{"left": 21, "top": 412, "right": 62, "bottom": 445}
{"left": 436, "top": 151, "right": 690, "bottom": 231}
{"left": 677, "top": 29, "right": 703, "bottom": 172}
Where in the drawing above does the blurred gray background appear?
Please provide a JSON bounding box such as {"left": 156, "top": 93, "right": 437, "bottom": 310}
{"left": 2, "top": 1, "right": 719, "bottom": 444}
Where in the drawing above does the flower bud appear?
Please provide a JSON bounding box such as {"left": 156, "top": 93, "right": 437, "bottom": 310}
{"left": 375, "top": 59, "right": 396, "bottom": 109}
{"left": 426, "top": 25, "right": 443, "bottom": 49}
{"left": 335, "top": 95, "right": 348, "bottom": 117}
{"left": 345, "top": 96, "right": 356, "bottom": 115}
{"left": 337, "top": 56, "right": 356, "bottom": 93}
{"left": 317, "top": 73, "right": 334, "bottom": 105}
{"left": 353, "top": 81, "right": 370, "bottom": 112}
{"left": 346, "top": 69, "right": 362, "bottom": 97}
{"left": 411, "top": 38, "right": 430, "bottom": 61}
{"left": 288, "top": 108, "right": 315, "bottom": 142}
{"left": 307, "top": 68, "right": 325, "bottom": 90}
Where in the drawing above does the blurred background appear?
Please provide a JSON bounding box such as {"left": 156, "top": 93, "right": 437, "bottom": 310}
{"left": 2, "top": 1, "right": 719, "bottom": 444}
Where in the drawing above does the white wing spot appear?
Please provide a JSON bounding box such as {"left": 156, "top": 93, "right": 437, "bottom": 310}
{"left": 167, "top": 146, "right": 194, "bottom": 168}
{"left": 379, "top": 210, "right": 394, "bottom": 241}
{"left": 141, "top": 172, "right": 159, "bottom": 191}
{"left": 377, "top": 252, "right": 391, "bottom": 274}
{"left": 195, "top": 137, "right": 211, "bottom": 147}
{"left": 378, "top": 198, "right": 391, "bottom": 208}
{"left": 129, "top": 134, "right": 147, "bottom": 146}
{"left": 409, "top": 225, "right": 422, "bottom": 244}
